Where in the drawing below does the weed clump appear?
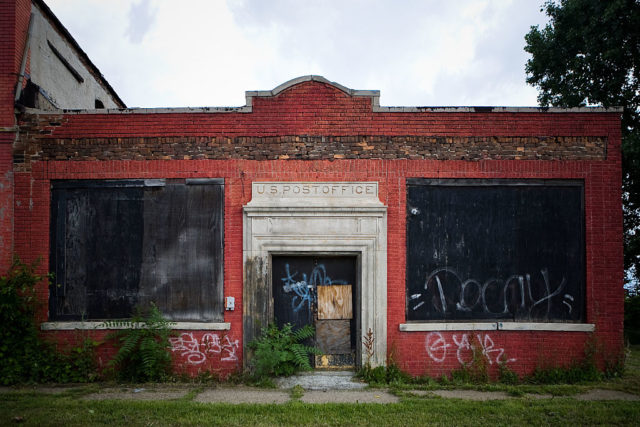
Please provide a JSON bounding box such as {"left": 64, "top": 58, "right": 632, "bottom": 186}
{"left": 357, "top": 363, "right": 412, "bottom": 385}
{"left": 103, "top": 304, "right": 174, "bottom": 382}
{"left": 248, "top": 323, "right": 320, "bottom": 380}
{"left": 528, "top": 336, "right": 625, "bottom": 384}
{"left": 449, "top": 346, "right": 489, "bottom": 384}
{"left": 498, "top": 358, "right": 520, "bottom": 385}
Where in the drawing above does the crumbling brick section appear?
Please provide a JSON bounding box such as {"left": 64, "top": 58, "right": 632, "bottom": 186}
{"left": 14, "top": 112, "right": 607, "bottom": 170}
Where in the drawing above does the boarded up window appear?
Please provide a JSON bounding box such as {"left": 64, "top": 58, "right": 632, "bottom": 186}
{"left": 50, "top": 179, "right": 224, "bottom": 321}
{"left": 406, "top": 179, "right": 585, "bottom": 323}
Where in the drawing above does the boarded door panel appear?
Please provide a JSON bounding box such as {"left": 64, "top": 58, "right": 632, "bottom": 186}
{"left": 272, "top": 255, "right": 357, "bottom": 369}
{"left": 318, "top": 285, "right": 353, "bottom": 319}
{"left": 316, "top": 320, "right": 351, "bottom": 353}
{"left": 272, "top": 256, "right": 356, "bottom": 330}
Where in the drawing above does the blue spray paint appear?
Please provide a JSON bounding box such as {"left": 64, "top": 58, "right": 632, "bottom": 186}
{"left": 281, "top": 263, "right": 347, "bottom": 312}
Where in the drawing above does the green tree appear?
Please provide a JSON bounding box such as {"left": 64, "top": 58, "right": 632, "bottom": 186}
{"left": 525, "top": 0, "right": 640, "bottom": 288}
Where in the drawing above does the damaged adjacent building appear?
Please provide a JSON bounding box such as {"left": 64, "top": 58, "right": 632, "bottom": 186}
{"left": 1, "top": 0, "right": 624, "bottom": 377}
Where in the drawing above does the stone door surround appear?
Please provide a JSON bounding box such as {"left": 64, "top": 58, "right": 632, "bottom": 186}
{"left": 242, "top": 182, "right": 388, "bottom": 367}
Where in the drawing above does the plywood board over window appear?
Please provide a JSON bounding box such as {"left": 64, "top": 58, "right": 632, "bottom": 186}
{"left": 49, "top": 179, "right": 224, "bottom": 321}
{"left": 406, "top": 179, "right": 585, "bottom": 323}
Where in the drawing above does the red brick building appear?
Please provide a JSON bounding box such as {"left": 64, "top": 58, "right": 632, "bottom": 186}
{"left": 2, "top": 1, "right": 624, "bottom": 378}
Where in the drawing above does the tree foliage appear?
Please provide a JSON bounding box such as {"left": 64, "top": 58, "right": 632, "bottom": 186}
{"left": 525, "top": 0, "right": 640, "bottom": 286}
{"left": 626, "top": 294, "right": 640, "bottom": 343}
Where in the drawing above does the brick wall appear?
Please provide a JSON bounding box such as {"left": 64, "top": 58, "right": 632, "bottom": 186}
{"left": 15, "top": 131, "right": 608, "bottom": 167}
{"left": 10, "top": 79, "right": 624, "bottom": 377}
{"left": 1, "top": 0, "right": 31, "bottom": 270}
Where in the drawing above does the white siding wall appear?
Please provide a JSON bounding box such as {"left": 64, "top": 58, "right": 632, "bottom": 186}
{"left": 28, "top": 3, "right": 120, "bottom": 109}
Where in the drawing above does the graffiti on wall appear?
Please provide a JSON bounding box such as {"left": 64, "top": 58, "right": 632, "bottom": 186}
{"left": 280, "top": 263, "right": 347, "bottom": 313}
{"left": 411, "top": 267, "right": 574, "bottom": 318}
{"left": 425, "top": 331, "right": 516, "bottom": 366}
{"left": 169, "top": 332, "right": 238, "bottom": 365}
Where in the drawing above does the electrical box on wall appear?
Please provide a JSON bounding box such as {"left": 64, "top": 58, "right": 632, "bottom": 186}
{"left": 225, "top": 296, "right": 235, "bottom": 311}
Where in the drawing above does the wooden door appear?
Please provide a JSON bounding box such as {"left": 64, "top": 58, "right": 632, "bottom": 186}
{"left": 272, "top": 256, "right": 356, "bottom": 369}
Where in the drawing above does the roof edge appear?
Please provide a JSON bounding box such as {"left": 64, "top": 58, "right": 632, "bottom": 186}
{"left": 17, "top": 75, "right": 624, "bottom": 114}
{"left": 19, "top": 105, "right": 624, "bottom": 115}
{"left": 244, "top": 75, "right": 380, "bottom": 108}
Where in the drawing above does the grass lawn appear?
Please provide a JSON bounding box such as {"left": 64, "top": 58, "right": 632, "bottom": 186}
{"left": 1, "top": 392, "right": 639, "bottom": 426}
{"left": 1, "top": 346, "right": 639, "bottom": 426}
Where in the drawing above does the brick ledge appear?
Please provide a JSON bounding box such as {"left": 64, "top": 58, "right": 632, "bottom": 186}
{"left": 399, "top": 322, "right": 595, "bottom": 332}
{"left": 41, "top": 321, "right": 231, "bottom": 331}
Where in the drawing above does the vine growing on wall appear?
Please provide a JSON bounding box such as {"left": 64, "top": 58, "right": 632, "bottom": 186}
{"left": 0, "top": 258, "right": 98, "bottom": 384}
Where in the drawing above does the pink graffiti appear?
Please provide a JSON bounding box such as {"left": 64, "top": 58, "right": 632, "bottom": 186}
{"left": 169, "top": 332, "right": 239, "bottom": 364}
{"left": 425, "top": 332, "right": 516, "bottom": 366}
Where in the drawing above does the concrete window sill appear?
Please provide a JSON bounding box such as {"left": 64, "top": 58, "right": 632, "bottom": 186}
{"left": 41, "top": 322, "right": 231, "bottom": 331}
{"left": 399, "top": 322, "right": 595, "bottom": 332}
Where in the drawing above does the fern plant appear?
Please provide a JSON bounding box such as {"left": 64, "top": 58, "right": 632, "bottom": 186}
{"left": 249, "top": 323, "right": 320, "bottom": 379}
{"left": 103, "top": 304, "right": 175, "bottom": 382}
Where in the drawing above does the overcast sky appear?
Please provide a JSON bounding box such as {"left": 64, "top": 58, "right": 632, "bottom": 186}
{"left": 46, "top": 0, "right": 550, "bottom": 109}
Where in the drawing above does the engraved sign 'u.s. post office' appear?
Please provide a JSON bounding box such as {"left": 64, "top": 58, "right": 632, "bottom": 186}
{"left": 253, "top": 182, "right": 378, "bottom": 198}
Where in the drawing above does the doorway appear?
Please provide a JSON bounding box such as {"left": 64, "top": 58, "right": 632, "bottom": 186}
{"left": 272, "top": 255, "right": 357, "bottom": 369}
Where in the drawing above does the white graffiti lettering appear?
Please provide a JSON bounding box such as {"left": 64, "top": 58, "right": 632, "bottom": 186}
{"left": 169, "top": 332, "right": 239, "bottom": 365}
{"left": 413, "top": 267, "right": 573, "bottom": 318}
{"left": 425, "top": 332, "right": 516, "bottom": 366}
{"left": 425, "top": 331, "right": 451, "bottom": 363}
{"left": 452, "top": 333, "right": 473, "bottom": 365}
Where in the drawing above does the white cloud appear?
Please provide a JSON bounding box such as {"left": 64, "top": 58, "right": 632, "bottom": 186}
{"left": 126, "top": 0, "right": 157, "bottom": 44}
{"left": 45, "top": 0, "right": 549, "bottom": 108}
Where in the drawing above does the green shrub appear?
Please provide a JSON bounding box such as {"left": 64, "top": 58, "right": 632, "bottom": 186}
{"left": 357, "top": 365, "right": 387, "bottom": 384}
{"left": 438, "top": 373, "right": 451, "bottom": 385}
{"left": 0, "top": 258, "right": 98, "bottom": 385}
{"left": 529, "top": 353, "right": 602, "bottom": 384}
{"left": 104, "top": 304, "right": 174, "bottom": 382}
{"left": 498, "top": 359, "right": 520, "bottom": 385}
{"left": 385, "top": 363, "right": 412, "bottom": 384}
{"left": 450, "top": 346, "right": 489, "bottom": 384}
{"left": 413, "top": 374, "right": 438, "bottom": 386}
{"left": 249, "top": 323, "right": 319, "bottom": 379}
{"left": 357, "top": 363, "right": 412, "bottom": 385}
{"left": 54, "top": 337, "right": 100, "bottom": 382}
{"left": 604, "top": 351, "right": 626, "bottom": 379}
{"left": 0, "top": 258, "right": 43, "bottom": 384}
{"left": 528, "top": 364, "right": 601, "bottom": 384}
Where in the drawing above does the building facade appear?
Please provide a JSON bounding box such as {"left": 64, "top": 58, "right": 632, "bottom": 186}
{"left": 2, "top": 2, "right": 624, "bottom": 378}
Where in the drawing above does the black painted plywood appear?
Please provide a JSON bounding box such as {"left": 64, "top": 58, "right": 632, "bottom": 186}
{"left": 51, "top": 184, "right": 143, "bottom": 319}
{"left": 50, "top": 180, "right": 223, "bottom": 321}
{"left": 406, "top": 179, "right": 585, "bottom": 322}
{"left": 139, "top": 182, "right": 224, "bottom": 321}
